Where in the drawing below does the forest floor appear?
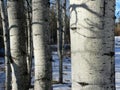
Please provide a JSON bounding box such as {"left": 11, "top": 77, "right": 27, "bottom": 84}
{"left": 30, "top": 51, "right": 71, "bottom": 90}
{"left": 0, "top": 37, "right": 120, "bottom": 90}
{"left": 0, "top": 45, "right": 71, "bottom": 90}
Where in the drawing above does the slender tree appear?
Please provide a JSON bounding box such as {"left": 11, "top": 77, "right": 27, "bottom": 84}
{"left": 25, "top": 0, "right": 33, "bottom": 87}
{"left": 70, "top": 0, "right": 115, "bottom": 90}
{"left": 7, "top": 0, "right": 28, "bottom": 90}
{"left": 49, "top": 6, "right": 57, "bottom": 44}
{"left": 62, "top": 0, "right": 66, "bottom": 45}
{"left": 0, "top": 0, "right": 11, "bottom": 90}
{"left": 56, "top": 0, "right": 63, "bottom": 83}
{"left": 32, "top": 0, "right": 52, "bottom": 89}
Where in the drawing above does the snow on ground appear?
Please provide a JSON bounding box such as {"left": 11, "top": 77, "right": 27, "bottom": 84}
{"left": 52, "top": 52, "right": 71, "bottom": 90}
{"left": 115, "top": 37, "right": 120, "bottom": 90}
{"left": 1, "top": 37, "right": 120, "bottom": 90}
{"left": 0, "top": 50, "right": 71, "bottom": 90}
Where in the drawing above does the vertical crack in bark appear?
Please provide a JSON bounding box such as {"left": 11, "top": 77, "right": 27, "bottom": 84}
{"left": 103, "top": 0, "right": 106, "bottom": 17}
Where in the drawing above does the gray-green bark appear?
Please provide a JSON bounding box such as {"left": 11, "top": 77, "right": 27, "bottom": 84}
{"left": 7, "top": 0, "right": 28, "bottom": 90}
{"left": 32, "top": 0, "right": 52, "bottom": 89}
{"left": 0, "top": 0, "right": 11, "bottom": 90}
{"left": 70, "top": 0, "right": 115, "bottom": 90}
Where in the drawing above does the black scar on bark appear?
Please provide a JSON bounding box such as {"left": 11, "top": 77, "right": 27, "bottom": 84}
{"left": 71, "top": 27, "right": 77, "bottom": 30}
{"left": 102, "top": 52, "right": 114, "bottom": 57}
{"left": 77, "top": 82, "right": 89, "bottom": 86}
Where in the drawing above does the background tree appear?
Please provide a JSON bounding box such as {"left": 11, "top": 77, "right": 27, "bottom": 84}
{"left": 25, "top": 0, "right": 33, "bottom": 87}
{"left": 56, "top": 0, "right": 64, "bottom": 83}
{"left": 49, "top": 0, "right": 70, "bottom": 45}
{"left": 7, "top": 0, "right": 28, "bottom": 90}
{"left": 62, "top": 0, "right": 66, "bottom": 45}
{"left": 115, "top": 22, "right": 120, "bottom": 36}
{"left": 0, "top": 10, "right": 4, "bottom": 52}
{"left": 0, "top": 0, "right": 11, "bottom": 90}
{"left": 70, "top": 0, "right": 115, "bottom": 90}
{"left": 49, "top": 6, "right": 57, "bottom": 44}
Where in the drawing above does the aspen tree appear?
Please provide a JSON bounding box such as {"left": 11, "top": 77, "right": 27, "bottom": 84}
{"left": 7, "top": 0, "right": 28, "bottom": 90}
{"left": 70, "top": 0, "right": 115, "bottom": 90}
{"left": 32, "top": 0, "right": 52, "bottom": 89}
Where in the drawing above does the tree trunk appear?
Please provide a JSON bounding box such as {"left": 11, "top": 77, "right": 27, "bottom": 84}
{"left": 0, "top": 0, "right": 11, "bottom": 90}
{"left": 56, "top": 0, "right": 63, "bottom": 83}
{"left": 70, "top": 0, "right": 115, "bottom": 90}
{"left": 25, "top": 0, "right": 33, "bottom": 87}
{"left": 62, "top": 0, "right": 66, "bottom": 45}
{"left": 32, "top": 0, "right": 52, "bottom": 90}
{"left": 7, "top": 0, "right": 28, "bottom": 90}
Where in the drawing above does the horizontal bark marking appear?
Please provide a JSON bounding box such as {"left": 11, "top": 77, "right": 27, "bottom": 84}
{"left": 71, "top": 27, "right": 77, "bottom": 30}
{"left": 32, "top": 22, "right": 44, "bottom": 25}
{"left": 77, "top": 81, "right": 114, "bottom": 87}
{"left": 34, "top": 77, "right": 51, "bottom": 82}
{"left": 77, "top": 82, "right": 89, "bottom": 86}
{"left": 102, "top": 52, "right": 114, "bottom": 57}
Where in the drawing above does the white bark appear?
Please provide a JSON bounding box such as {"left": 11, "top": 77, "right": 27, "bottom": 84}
{"left": 0, "top": 1, "right": 11, "bottom": 90}
{"left": 32, "top": 0, "right": 52, "bottom": 90}
{"left": 70, "top": 0, "right": 115, "bottom": 90}
{"left": 7, "top": 0, "right": 28, "bottom": 90}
